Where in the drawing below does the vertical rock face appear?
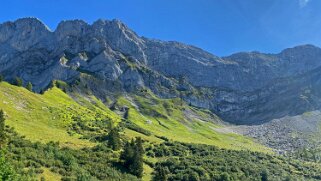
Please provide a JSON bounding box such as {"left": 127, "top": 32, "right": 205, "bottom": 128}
{"left": 55, "top": 20, "right": 90, "bottom": 40}
{"left": 92, "top": 19, "right": 147, "bottom": 63}
{"left": 0, "top": 18, "right": 52, "bottom": 51}
{"left": 1, "top": 18, "right": 321, "bottom": 124}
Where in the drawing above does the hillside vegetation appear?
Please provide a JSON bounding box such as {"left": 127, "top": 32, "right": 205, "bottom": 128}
{"left": 0, "top": 82, "right": 120, "bottom": 148}
{"left": 114, "top": 91, "right": 268, "bottom": 151}
{"left": 0, "top": 81, "right": 267, "bottom": 151}
{"left": 1, "top": 81, "right": 321, "bottom": 180}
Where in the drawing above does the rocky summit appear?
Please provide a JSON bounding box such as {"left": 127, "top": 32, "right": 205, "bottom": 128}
{"left": 1, "top": 17, "right": 321, "bottom": 124}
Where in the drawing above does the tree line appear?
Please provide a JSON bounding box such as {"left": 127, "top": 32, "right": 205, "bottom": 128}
{"left": 0, "top": 75, "right": 33, "bottom": 92}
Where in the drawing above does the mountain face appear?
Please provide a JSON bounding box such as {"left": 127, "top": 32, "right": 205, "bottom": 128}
{"left": 1, "top": 17, "right": 321, "bottom": 124}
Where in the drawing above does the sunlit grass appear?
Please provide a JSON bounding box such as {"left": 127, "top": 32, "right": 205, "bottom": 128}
{"left": 117, "top": 92, "right": 270, "bottom": 153}
{"left": 38, "top": 167, "right": 62, "bottom": 181}
{"left": 0, "top": 81, "right": 269, "bottom": 153}
{"left": 0, "top": 82, "right": 118, "bottom": 148}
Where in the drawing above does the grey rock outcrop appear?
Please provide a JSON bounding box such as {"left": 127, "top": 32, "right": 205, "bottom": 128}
{"left": 1, "top": 17, "right": 321, "bottom": 124}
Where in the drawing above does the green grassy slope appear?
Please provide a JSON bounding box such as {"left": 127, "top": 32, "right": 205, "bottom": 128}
{"left": 115, "top": 90, "right": 269, "bottom": 152}
{"left": 0, "top": 81, "right": 268, "bottom": 152}
{"left": 0, "top": 82, "right": 120, "bottom": 148}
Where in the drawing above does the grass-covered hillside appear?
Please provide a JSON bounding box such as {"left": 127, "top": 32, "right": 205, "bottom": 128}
{"left": 0, "top": 81, "right": 267, "bottom": 152}
{"left": 0, "top": 81, "right": 120, "bottom": 148}
{"left": 114, "top": 90, "right": 268, "bottom": 152}
{"left": 1, "top": 81, "right": 321, "bottom": 180}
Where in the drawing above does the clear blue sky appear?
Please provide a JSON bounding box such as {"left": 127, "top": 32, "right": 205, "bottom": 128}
{"left": 0, "top": 0, "right": 320, "bottom": 56}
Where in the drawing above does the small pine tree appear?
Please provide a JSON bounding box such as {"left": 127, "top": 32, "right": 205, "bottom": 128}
{"left": 130, "top": 137, "right": 144, "bottom": 178}
{"left": 107, "top": 129, "right": 121, "bottom": 151}
{"left": 153, "top": 165, "right": 170, "bottom": 181}
{"left": 129, "top": 149, "right": 144, "bottom": 178}
{"left": 14, "top": 77, "right": 23, "bottom": 87}
{"left": 26, "top": 82, "right": 33, "bottom": 92}
{"left": 135, "top": 137, "right": 144, "bottom": 155}
{"left": 123, "top": 107, "right": 130, "bottom": 119}
{"left": 50, "top": 80, "right": 56, "bottom": 88}
{"left": 120, "top": 140, "right": 135, "bottom": 167}
{"left": 0, "top": 75, "right": 3, "bottom": 82}
{"left": 0, "top": 110, "right": 6, "bottom": 149}
{"left": 120, "top": 137, "right": 144, "bottom": 178}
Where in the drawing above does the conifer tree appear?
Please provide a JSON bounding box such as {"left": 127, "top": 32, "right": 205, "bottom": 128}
{"left": 120, "top": 139, "right": 135, "bottom": 167}
{"left": 26, "top": 82, "right": 33, "bottom": 92}
{"left": 120, "top": 137, "right": 144, "bottom": 178}
{"left": 130, "top": 147, "right": 144, "bottom": 178}
{"left": 153, "top": 165, "right": 170, "bottom": 181}
{"left": 133, "top": 137, "right": 144, "bottom": 178}
{"left": 14, "top": 77, "right": 23, "bottom": 87}
{"left": 0, "top": 75, "right": 3, "bottom": 82}
{"left": 135, "top": 137, "right": 144, "bottom": 154}
{"left": 107, "top": 128, "right": 121, "bottom": 151}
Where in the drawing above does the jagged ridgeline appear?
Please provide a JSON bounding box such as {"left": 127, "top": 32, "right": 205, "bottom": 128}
{"left": 2, "top": 18, "right": 321, "bottom": 124}
{"left": 1, "top": 18, "right": 321, "bottom": 180}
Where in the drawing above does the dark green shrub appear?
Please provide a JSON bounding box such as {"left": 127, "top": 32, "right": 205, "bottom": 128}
{"left": 13, "top": 77, "right": 23, "bottom": 87}
{"left": 26, "top": 82, "right": 33, "bottom": 91}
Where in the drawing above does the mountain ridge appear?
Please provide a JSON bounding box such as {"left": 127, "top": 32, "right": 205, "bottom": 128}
{"left": 1, "top": 18, "right": 321, "bottom": 124}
